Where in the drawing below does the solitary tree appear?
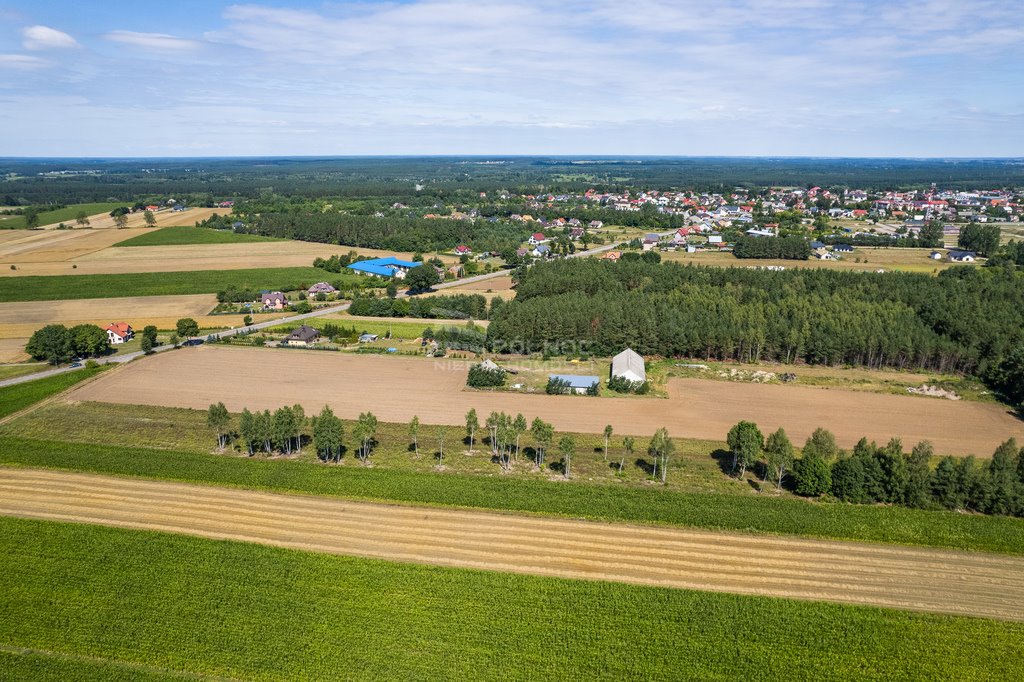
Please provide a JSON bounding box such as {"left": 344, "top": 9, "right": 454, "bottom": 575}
{"left": 207, "top": 402, "right": 230, "bottom": 450}
{"left": 313, "top": 405, "right": 343, "bottom": 462}
{"left": 409, "top": 415, "right": 420, "bottom": 457}
{"left": 465, "top": 408, "right": 479, "bottom": 453}
{"left": 75, "top": 210, "right": 90, "bottom": 227}
{"left": 620, "top": 436, "right": 634, "bottom": 474}
{"left": 763, "top": 428, "right": 795, "bottom": 491}
{"left": 558, "top": 435, "right": 575, "bottom": 479}
{"left": 404, "top": 264, "right": 441, "bottom": 292}
{"left": 113, "top": 213, "right": 128, "bottom": 229}
{"left": 531, "top": 418, "right": 553, "bottom": 467}
{"left": 727, "top": 421, "right": 764, "bottom": 479}
{"left": 647, "top": 427, "right": 675, "bottom": 484}
{"left": 143, "top": 210, "right": 157, "bottom": 227}
{"left": 513, "top": 413, "right": 527, "bottom": 461}
{"left": 603, "top": 424, "right": 613, "bottom": 462}
{"left": 176, "top": 317, "right": 200, "bottom": 340}
{"left": 438, "top": 427, "right": 445, "bottom": 463}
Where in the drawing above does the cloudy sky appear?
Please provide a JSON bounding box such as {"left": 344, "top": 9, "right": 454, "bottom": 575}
{"left": 0, "top": 0, "right": 1021, "bottom": 157}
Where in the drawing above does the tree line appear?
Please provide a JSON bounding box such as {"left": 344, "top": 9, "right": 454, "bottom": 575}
{"left": 349, "top": 293, "right": 489, "bottom": 319}
{"left": 229, "top": 211, "right": 533, "bottom": 253}
{"left": 26, "top": 324, "right": 111, "bottom": 364}
{"left": 487, "top": 259, "right": 1024, "bottom": 403}
{"left": 724, "top": 419, "right": 1024, "bottom": 517}
{"left": 732, "top": 236, "right": 811, "bottom": 260}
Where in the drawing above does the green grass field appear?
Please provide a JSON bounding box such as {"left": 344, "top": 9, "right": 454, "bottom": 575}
{"left": 113, "top": 226, "right": 283, "bottom": 247}
{"left": 0, "top": 267, "right": 352, "bottom": 302}
{"left": 0, "top": 366, "right": 107, "bottom": 420}
{"left": 0, "top": 203, "right": 126, "bottom": 230}
{"left": 2, "top": 434, "right": 1021, "bottom": 554}
{"left": 1, "top": 517, "right": 1020, "bottom": 680}
{"left": 0, "top": 363, "right": 46, "bottom": 381}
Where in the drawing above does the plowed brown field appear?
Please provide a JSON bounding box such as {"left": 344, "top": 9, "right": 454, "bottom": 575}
{"left": 1, "top": 468, "right": 1021, "bottom": 620}
{"left": 69, "top": 345, "right": 1024, "bottom": 455}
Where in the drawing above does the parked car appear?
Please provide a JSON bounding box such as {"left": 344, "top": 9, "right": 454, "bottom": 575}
{"left": 69, "top": 362, "right": 83, "bottom": 368}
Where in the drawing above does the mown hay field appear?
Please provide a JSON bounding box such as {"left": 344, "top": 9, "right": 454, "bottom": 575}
{"left": 2, "top": 517, "right": 1021, "bottom": 680}
{"left": 3, "top": 468, "right": 1022, "bottom": 621}
{"left": 69, "top": 345, "right": 1024, "bottom": 457}
{"left": 662, "top": 247, "right": 970, "bottom": 274}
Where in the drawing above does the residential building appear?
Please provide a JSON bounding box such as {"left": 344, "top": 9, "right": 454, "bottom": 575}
{"left": 104, "top": 322, "right": 134, "bottom": 345}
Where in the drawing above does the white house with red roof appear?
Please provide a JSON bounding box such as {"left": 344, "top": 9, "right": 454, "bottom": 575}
{"left": 454, "top": 245, "right": 472, "bottom": 255}
{"left": 528, "top": 232, "right": 546, "bottom": 245}
{"left": 104, "top": 322, "right": 134, "bottom": 345}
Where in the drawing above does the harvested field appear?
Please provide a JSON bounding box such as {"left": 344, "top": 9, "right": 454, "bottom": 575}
{"left": 0, "top": 339, "right": 29, "bottom": 363}
{"left": 663, "top": 248, "right": 968, "bottom": 274}
{"left": 0, "top": 294, "right": 263, "bottom": 338}
{"left": 37, "top": 207, "right": 230, "bottom": 231}
{"left": 0, "top": 228, "right": 152, "bottom": 264}
{"left": 70, "top": 346, "right": 1024, "bottom": 456}
{"left": 1, "top": 236, "right": 441, "bottom": 277}
{"left": 1, "top": 467, "right": 1021, "bottom": 621}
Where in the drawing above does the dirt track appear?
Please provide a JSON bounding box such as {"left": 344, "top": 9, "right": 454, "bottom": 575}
{"left": 70, "top": 346, "right": 1024, "bottom": 456}
{"left": 0, "top": 468, "right": 1020, "bottom": 621}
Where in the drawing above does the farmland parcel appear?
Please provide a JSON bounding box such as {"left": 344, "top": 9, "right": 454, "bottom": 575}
{"left": 69, "top": 346, "right": 1024, "bottom": 456}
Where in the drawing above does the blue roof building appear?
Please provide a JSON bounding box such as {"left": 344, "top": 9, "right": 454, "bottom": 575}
{"left": 347, "top": 256, "right": 420, "bottom": 279}
{"left": 549, "top": 374, "right": 600, "bottom": 394}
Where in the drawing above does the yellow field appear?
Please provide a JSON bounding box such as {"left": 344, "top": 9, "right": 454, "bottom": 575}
{"left": 663, "top": 247, "right": 969, "bottom": 274}
{"left": 36, "top": 207, "right": 230, "bottom": 231}
{"left": 0, "top": 338, "right": 29, "bottom": 363}
{"left": 0, "top": 294, "right": 282, "bottom": 339}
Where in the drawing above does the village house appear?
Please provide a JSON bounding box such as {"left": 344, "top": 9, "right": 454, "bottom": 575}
{"left": 528, "top": 232, "right": 546, "bottom": 245}
{"left": 262, "top": 291, "right": 287, "bottom": 310}
{"left": 283, "top": 325, "right": 320, "bottom": 347}
{"left": 454, "top": 245, "right": 472, "bottom": 256}
{"left": 948, "top": 249, "right": 977, "bottom": 263}
{"left": 104, "top": 322, "right": 134, "bottom": 345}
{"left": 307, "top": 282, "right": 337, "bottom": 295}
{"left": 601, "top": 251, "right": 621, "bottom": 261}
{"left": 549, "top": 374, "right": 600, "bottom": 395}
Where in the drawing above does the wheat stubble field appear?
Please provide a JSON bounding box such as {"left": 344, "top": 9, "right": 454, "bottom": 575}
{"left": 70, "top": 345, "right": 1024, "bottom": 455}
{"left": 1, "top": 467, "right": 1020, "bottom": 621}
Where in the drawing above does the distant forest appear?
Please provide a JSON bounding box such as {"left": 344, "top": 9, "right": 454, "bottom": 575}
{"left": 487, "top": 260, "right": 1024, "bottom": 404}
{"left": 2, "top": 157, "right": 1023, "bottom": 205}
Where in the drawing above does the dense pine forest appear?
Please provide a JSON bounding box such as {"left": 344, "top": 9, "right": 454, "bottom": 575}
{"left": 4, "top": 157, "right": 1024, "bottom": 205}
{"left": 233, "top": 212, "right": 531, "bottom": 253}
{"left": 487, "top": 260, "right": 1024, "bottom": 402}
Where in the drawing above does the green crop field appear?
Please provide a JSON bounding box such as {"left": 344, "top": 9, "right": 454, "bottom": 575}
{"left": 0, "top": 366, "right": 107, "bottom": 420}
{"left": 0, "top": 267, "right": 353, "bottom": 302}
{"left": 0, "top": 517, "right": 1020, "bottom": 680}
{"left": 2, "top": 435, "right": 1022, "bottom": 554}
{"left": 113, "top": 226, "right": 283, "bottom": 247}
{"left": 0, "top": 202, "right": 126, "bottom": 229}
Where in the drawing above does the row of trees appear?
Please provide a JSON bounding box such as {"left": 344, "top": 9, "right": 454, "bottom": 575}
{"left": 26, "top": 324, "right": 110, "bottom": 364}
{"left": 233, "top": 211, "right": 533, "bottom": 254}
{"left": 732, "top": 236, "right": 812, "bottom": 260}
{"left": 490, "top": 260, "right": 1024, "bottom": 401}
{"left": 724, "top": 419, "right": 1024, "bottom": 517}
{"left": 349, "top": 293, "right": 489, "bottom": 320}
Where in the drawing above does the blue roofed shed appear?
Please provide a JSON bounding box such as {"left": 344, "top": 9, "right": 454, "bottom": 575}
{"left": 549, "top": 374, "right": 600, "bottom": 394}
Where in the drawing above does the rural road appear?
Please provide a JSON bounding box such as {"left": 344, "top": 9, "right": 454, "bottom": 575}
{"left": 2, "top": 467, "right": 1022, "bottom": 622}
{"left": 0, "top": 239, "right": 620, "bottom": 388}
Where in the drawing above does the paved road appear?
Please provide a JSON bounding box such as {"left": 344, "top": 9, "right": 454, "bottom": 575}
{"left": 2, "top": 467, "right": 1022, "bottom": 621}
{"left": 0, "top": 240, "right": 626, "bottom": 389}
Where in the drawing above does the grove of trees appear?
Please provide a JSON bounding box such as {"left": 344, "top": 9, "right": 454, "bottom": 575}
{"left": 26, "top": 324, "right": 110, "bottom": 364}
{"left": 488, "top": 259, "right": 1024, "bottom": 404}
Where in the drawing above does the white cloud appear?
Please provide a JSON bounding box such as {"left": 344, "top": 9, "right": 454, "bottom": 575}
{"left": 21, "top": 25, "right": 79, "bottom": 50}
{"left": 0, "top": 54, "right": 47, "bottom": 70}
{"left": 104, "top": 31, "right": 200, "bottom": 51}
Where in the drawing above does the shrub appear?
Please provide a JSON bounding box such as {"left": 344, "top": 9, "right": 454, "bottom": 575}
{"left": 467, "top": 364, "right": 506, "bottom": 388}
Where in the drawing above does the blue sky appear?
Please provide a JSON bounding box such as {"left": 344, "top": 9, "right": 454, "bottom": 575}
{"left": 0, "top": 0, "right": 1022, "bottom": 157}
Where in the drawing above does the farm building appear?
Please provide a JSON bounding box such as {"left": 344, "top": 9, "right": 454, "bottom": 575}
{"left": 549, "top": 374, "right": 600, "bottom": 395}
{"left": 347, "top": 257, "right": 419, "bottom": 279}
{"left": 949, "top": 249, "right": 977, "bottom": 262}
{"left": 283, "top": 325, "right": 320, "bottom": 347}
{"left": 833, "top": 244, "right": 854, "bottom": 253}
{"left": 104, "top": 322, "right": 134, "bottom": 345}
{"left": 930, "top": 251, "right": 945, "bottom": 260}
{"left": 262, "top": 292, "right": 287, "bottom": 310}
{"left": 611, "top": 348, "right": 645, "bottom": 383}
